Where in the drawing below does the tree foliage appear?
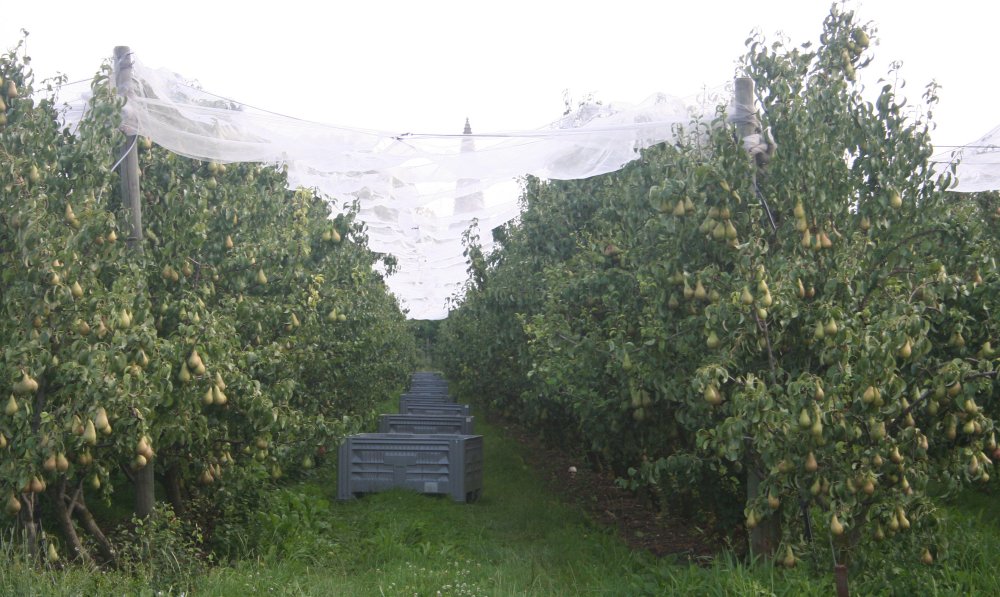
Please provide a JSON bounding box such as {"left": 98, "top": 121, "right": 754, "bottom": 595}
{"left": 0, "top": 41, "right": 415, "bottom": 563}
{"left": 439, "top": 6, "right": 999, "bottom": 566}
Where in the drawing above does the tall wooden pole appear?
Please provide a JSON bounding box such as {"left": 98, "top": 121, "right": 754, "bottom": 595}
{"left": 735, "top": 76, "right": 781, "bottom": 559}
{"left": 114, "top": 45, "right": 154, "bottom": 519}
{"left": 114, "top": 46, "right": 143, "bottom": 249}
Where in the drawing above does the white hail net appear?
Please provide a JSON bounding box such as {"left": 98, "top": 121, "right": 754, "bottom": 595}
{"left": 53, "top": 56, "right": 721, "bottom": 319}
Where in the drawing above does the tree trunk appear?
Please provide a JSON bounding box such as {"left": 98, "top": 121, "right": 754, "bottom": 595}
{"left": 17, "top": 493, "right": 41, "bottom": 558}
{"left": 747, "top": 466, "right": 781, "bottom": 558}
{"left": 163, "top": 463, "right": 186, "bottom": 516}
{"left": 49, "top": 479, "right": 91, "bottom": 564}
{"left": 72, "top": 493, "right": 116, "bottom": 565}
{"left": 134, "top": 463, "right": 155, "bottom": 519}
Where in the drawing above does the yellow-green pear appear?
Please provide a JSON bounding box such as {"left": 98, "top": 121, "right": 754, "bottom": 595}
{"left": 94, "top": 407, "right": 110, "bottom": 431}
{"left": 83, "top": 420, "right": 97, "bottom": 445}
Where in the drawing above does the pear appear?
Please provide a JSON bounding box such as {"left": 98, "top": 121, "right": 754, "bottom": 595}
{"left": 214, "top": 372, "right": 227, "bottom": 391}
{"left": 71, "top": 281, "right": 84, "bottom": 299}
{"left": 291, "top": 313, "right": 301, "bottom": 327}
{"left": 327, "top": 308, "right": 339, "bottom": 322}
{"left": 137, "top": 437, "right": 153, "bottom": 459}
{"left": 819, "top": 230, "right": 833, "bottom": 249}
{"left": 947, "top": 381, "right": 962, "bottom": 397}
{"left": 90, "top": 474, "right": 101, "bottom": 490}
{"left": 724, "top": 220, "right": 738, "bottom": 240}
{"left": 797, "top": 278, "right": 806, "bottom": 299}
{"left": 890, "top": 446, "right": 903, "bottom": 464}
{"left": 804, "top": 451, "right": 818, "bottom": 472}
{"left": 782, "top": 545, "right": 796, "bottom": 568}
{"left": 888, "top": 189, "right": 902, "bottom": 209}
{"left": 179, "top": 361, "right": 192, "bottom": 384}
{"left": 740, "top": 286, "right": 754, "bottom": 305}
{"left": 814, "top": 381, "right": 825, "bottom": 401}
{"left": 56, "top": 453, "right": 69, "bottom": 472}
{"left": 94, "top": 407, "right": 110, "bottom": 432}
{"left": 43, "top": 454, "right": 58, "bottom": 472}
{"left": 225, "top": 235, "right": 234, "bottom": 250}
{"left": 863, "top": 478, "right": 875, "bottom": 495}
{"left": 83, "top": 420, "right": 98, "bottom": 446}
{"left": 814, "top": 321, "right": 825, "bottom": 340}
{"left": 793, "top": 201, "right": 805, "bottom": 219}
{"left": 331, "top": 229, "right": 341, "bottom": 243}
{"left": 712, "top": 221, "right": 726, "bottom": 240}
{"left": 824, "top": 319, "right": 838, "bottom": 336}
{"left": 801, "top": 229, "right": 812, "bottom": 248}
{"left": 14, "top": 371, "right": 39, "bottom": 395}
{"left": 759, "top": 290, "right": 773, "bottom": 308}
{"left": 672, "top": 199, "right": 686, "bottom": 216}
{"left": 0, "top": 434, "right": 6, "bottom": 449}
{"left": 795, "top": 217, "right": 808, "bottom": 232}
{"left": 862, "top": 386, "right": 877, "bottom": 404}
{"left": 213, "top": 385, "right": 227, "bottom": 405}
{"left": 107, "top": 230, "right": 118, "bottom": 243}
{"left": 188, "top": 350, "right": 204, "bottom": 372}
{"left": 767, "top": 491, "right": 780, "bottom": 510}
{"left": 5, "top": 395, "right": 18, "bottom": 416}
{"left": 703, "top": 385, "right": 722, "bottom": 406}
{"left": 120, "top": 309, "right": 132, "bottom": 329}
{"left": 204, "top": 387, "right": 215, "bottom": 405}
{"left": 830, "top": 513, "right": 845, "bottom": 536}
{"left": 693, "top": 280, "right": 707, "bottom": 301}
{"left": 897, "top": 507, "right": 910, "bottom": 530}
{"left": 683, "top": 279, "right": 694, "bottom": 300}
{"left": 811, "top": 416, "right": 824, "bottom": 440}
{"left": 706, "top": 331, "right": 720, "bottom": 349}
{"left": 256, "top": 268, "right": 268, "bottom": 285}
{"left": 65, "top": 203, "right": 77, "bottom": 223}
{"left": 746, "top": 509, "right": 758, "bottom": 529}
{"left": 30, "top": 476, "right": 45, "bottom": 493}
{"left": 798, "top": 408, "right": 812, "bottom": 430}
{"left": 899, "top": 338, "right": 912, "bottom": 359}
{"left": 134, "top": 454, "right": 147, "bottom": 469}
{"left": 5, "top": 494, "right": 20, "bottom": 515}
{"left": 47, "top": 542, "right": 59, "bottom": 563}
{"left": 921, "top": 548, "right": 933, "bottom": 565}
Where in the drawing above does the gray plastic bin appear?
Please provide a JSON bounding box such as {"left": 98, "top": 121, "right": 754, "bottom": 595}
{"left": 337, "top": 433, "right": 483, "bottom": 502}
{"left": 378, "top": 413, "right": 475, "bottom": 435}
{"left": 400, "top": 400, "right": 471, "bottom": 417}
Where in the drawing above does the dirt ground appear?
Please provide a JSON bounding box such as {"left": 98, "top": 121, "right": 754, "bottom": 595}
{"left": 493, "top": 418, "right": 726, "bottom": 562}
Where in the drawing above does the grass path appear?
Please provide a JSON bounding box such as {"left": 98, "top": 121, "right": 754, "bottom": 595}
{"left": 3, "top": 403, "right": 999, "bottom": 596}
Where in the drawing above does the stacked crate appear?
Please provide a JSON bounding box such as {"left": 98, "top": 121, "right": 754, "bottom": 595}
{"left": 337, "top": 372, "right": 482, "bottom": 502}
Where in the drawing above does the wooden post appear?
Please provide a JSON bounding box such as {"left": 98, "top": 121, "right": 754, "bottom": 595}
{"left": 114, "top": 46, "right": 143, "bottom": 250}
{"left": 734, "top": 78, "right": 757, "bottom": 141}
{"left": 114, "top": 45, "right": 154, "bottom": 520}
{"left": 736, "top": 76, "right": 781, "bottom": 559}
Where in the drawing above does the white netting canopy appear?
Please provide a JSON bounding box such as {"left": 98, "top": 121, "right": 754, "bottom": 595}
{"left": 931, "top": 125, "right": 1000, "bottom": 193}
{"left": 54, "top": 55, "right": 722, "bottom": 319}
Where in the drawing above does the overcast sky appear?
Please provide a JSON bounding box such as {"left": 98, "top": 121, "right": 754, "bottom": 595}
{"left": 4, "top": 1, "right": 997, "bottom": 147}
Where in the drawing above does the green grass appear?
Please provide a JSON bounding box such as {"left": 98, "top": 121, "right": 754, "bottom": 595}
{"left": 2, "top": 403, "right": 1000, "bottom": 595}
